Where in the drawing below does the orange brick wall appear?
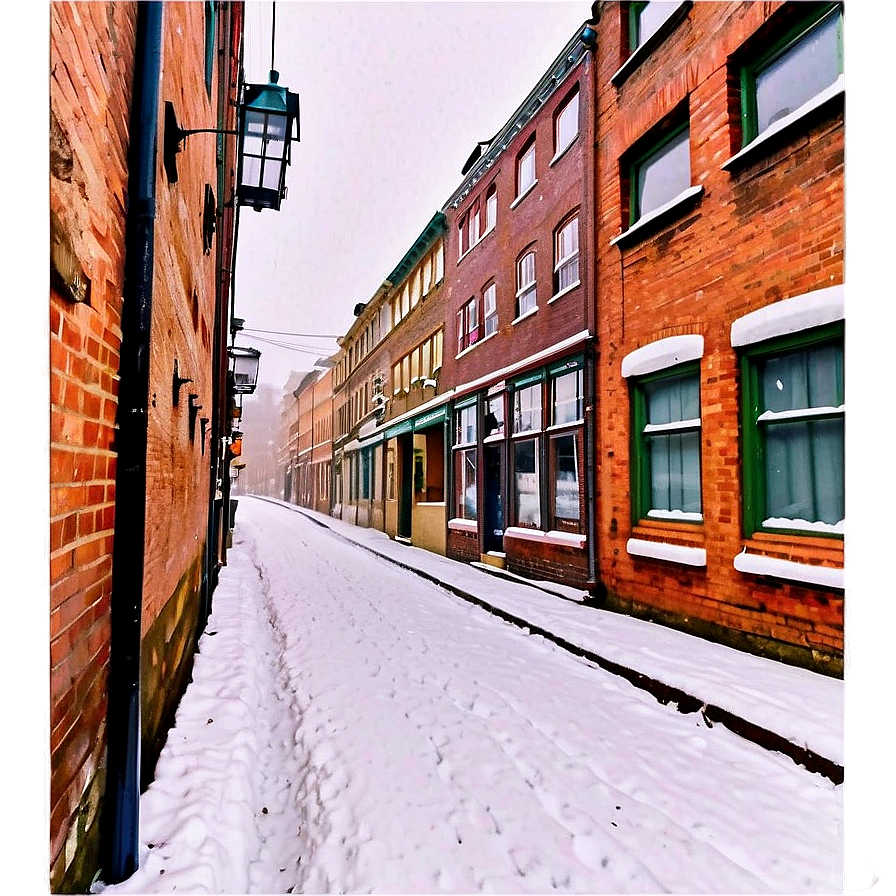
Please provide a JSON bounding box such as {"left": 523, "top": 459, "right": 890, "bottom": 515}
{"left": 49, "top": 3, "right": 137, "bottom": 889}
{"left": 592, "top": 1, "right": 844, "bottom": 670}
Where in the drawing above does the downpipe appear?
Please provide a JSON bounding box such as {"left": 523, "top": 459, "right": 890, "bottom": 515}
{"left": 101, "top": 1, "right": 162, "bottom": 883}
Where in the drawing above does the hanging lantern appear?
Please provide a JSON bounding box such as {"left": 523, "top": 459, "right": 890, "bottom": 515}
{"left": 229, "top": 346, "right": 261, "bottom": 394}
{"left": 236, "top": 71, "right": 300, "bottom": 212}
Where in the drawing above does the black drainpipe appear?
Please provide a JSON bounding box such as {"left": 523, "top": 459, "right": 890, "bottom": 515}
{"left": 102, "top": 1, "right": 162, "bottom": 882}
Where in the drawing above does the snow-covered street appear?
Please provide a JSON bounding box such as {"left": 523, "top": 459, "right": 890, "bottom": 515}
{"left": 97, "top": 497, "right": 842, "bottom": 894}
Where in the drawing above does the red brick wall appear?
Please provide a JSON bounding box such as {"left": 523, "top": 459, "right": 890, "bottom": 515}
{"left": 593, "top": 1, "right": 844, "bottom": 669}
{"left": 49, "top": 3, "right": 137, "bottom": 889}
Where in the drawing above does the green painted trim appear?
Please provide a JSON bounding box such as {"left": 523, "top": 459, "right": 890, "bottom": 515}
{"left": 547, "top": 354, "right": 584, "bottom": 376}
{"left": 629, "top": 362, "right": 701, "bottom": 523}
{"left": 453, "top": 394, "right": 479, "bottom": 411}
{"left": 204, "top": 1, "right": 216, "bottom": 96}
{"left": 384, "top": 419, "right": 414, "bottom": 439}
{"left": 629, "top": 1, "right": 648, "bottom": 52}
{"left": 385, "top": 212, "right": 447, "bottom": 288}
{"left": 511, "top": 369, "right": 546, "bottom": 390}
{"left": 740, "top": 3, "right": 842, "bottom": 145}
{"left": 738, "top": 322, "right": 844, "bottom": 537}
{"left": 414, "top": 405, "right": 448, "bottom": 430}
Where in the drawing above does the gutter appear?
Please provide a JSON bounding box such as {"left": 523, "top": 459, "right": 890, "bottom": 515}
{"left": 102, "top": 1, "right": 163, "bottom": 882}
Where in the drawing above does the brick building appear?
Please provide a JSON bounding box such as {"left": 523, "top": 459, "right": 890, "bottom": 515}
{"left": 292, "top": 366, "right": 334, "bottom": 514}
{"left": 591, "top": 0, "right": 844, "bottom": 673}
{"left": 331, "top": 214, "right": 449, "bottom": 554}
{"left": 50, "top": 2, "right": 244, "bottom": 888}
{"left": 440, "top": 27, "right": 597, "bottom": 588}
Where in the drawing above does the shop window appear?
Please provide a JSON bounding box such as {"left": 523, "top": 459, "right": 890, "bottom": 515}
{"left": 550, "top": 432, "right": 581, "bottom": 532}
{"left": 513, "top": 438, "right": 541, "bottom": 529}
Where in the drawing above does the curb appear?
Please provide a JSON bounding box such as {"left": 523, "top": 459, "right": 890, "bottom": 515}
{"left": 256, "top": 497, "right": 843, "bottom": 785}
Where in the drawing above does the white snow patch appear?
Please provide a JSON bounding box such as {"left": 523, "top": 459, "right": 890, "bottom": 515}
{"left": 622, "top": 334, "right": 704, "bottom": 378}
{"left": 627, "top": 537, "right": 707, "bottom": 567}
{"left": 734, "top": 549, "right": 844, "bottom": 589}
{"left": 730, "top": 284, "right": 844, "bottom": 347}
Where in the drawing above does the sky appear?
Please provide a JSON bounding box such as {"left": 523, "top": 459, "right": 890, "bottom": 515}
{"left": 95, "top": 496, "right": 843, "bottom": 894}
{"left": 233, "top": 1, "right": 588, "bottom": 390}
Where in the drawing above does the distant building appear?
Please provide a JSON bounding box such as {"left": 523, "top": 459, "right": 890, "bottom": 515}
{"left": 440, "top": 27, "right": 596, "bottom": 587}
{"left": 591, "top": 0, "right": 844, "bottom": 673}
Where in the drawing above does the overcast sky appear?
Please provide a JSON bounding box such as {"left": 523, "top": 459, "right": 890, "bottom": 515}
{"left": 234, "top": 1, "right": 587, "bottom": 389}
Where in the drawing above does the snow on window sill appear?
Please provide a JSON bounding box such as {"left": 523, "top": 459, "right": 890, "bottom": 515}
{"left": 722, "top": 75, "right": 845, "bottom": 172}
{"left": 549, "top": 134, "right": 579, "bottom": 168}
{"left": 510, "top": 180, "right": 538, "bottom": 210}
{"left": 512, "top": 306, "right": 538, "bottom": 326}
{"left": 622, "top": 334, "right": 704, "bottom": 378}
{"left": 548, "top": 280, "right": 581, "bottom": 304}
{"left": 757, "top": 405, "right": 844, "bottom": 423}
{"left": 730, "top": 284, "right": 844, "bottom": 347}
{"left": 610, "top": 185, "right": 703, "bottom": 248}
{"left": 448, "top": 518, "right": 477, "bottom": 532}
{"left": 504, "top": 526, "right": 586, "bottom": 549}
{"left": 627, "top": 538, "right": 707, "bottom": 567}
{"left": 733, "top": 550, "right": 844, "bottom": 589}
{"left": 761, "top": 518, "right": 844, "bottom": 536}
{"left": 646, "top": 509, "right": 703, "bottom": 523}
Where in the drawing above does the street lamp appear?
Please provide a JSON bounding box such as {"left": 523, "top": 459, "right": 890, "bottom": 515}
{"left": 228, "top": 346, "right": 261, "bottom": 395}
{"left": 237, "top": 71, "right": 300, "bottom": 212}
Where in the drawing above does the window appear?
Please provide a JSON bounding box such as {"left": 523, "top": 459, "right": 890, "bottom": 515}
{"left": 551, "top": 433, "right": 581, "bottom": 531}
{"left": 631, "top": 366, "right": 702, "bottom": 522}
{"left": 469, "top": 200, "right": 481, "bottom": 247}
{"left": 483, "top": 284, "right": 498, "bottom": 338}
{"left": 517, "top": 140, "right": 536, "bottom": 197}
{"left": 740, "top": 4, "right": 843, "bottom": 146}
{"left": 392, "top": 362, "right": 401, "bottom": 395}
{"left": 457, "top": 297, "right": 480, "bottom": 353}
{"left": 513, "top": 439, "right": 541, "bottom": 529}
{"left": 630, "top": 1, "right": 680, "bottom": 51}
{"left": 630, "top": 125, "right": 690, "bottom": 224}
{"left": 740, "top": 327, "right": 843, "bottom": 536}
{"left": 554, "top": 90, "right": 579, "bottom": 158}
{"left": 435, "top": 243, "right": 445, "bottom": 282}
{"left": 458, "top": 216, "right": 467, "bottom": 260}
{"left": 551, "top": 367, "right": 584, "bottom": 426}
{"left": 516, "top": 251, "right": 537, "bottom": 318}
{"left": 455, "top": 404, "right": 477, "bottom": 446}
{"left": 455, "top": 448, "right": 478, "bottom": 520}
{"left": 554, "top": 217, "right": 580, "bottom": 295}
{"left": 484, "top": 394, "right": 505, "bottom": 439}
{"left": 513, "top": 382, "right": 542, "bottom": 435}
{"left": 485, "top": 184, "right": 497, "bottom": 232}
{"left": 433, "top": 329, "right": 443, "bottom": 371}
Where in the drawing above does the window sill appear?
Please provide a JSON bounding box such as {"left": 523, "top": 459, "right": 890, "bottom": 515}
{"left": 548, "top": 280, "right": 581, "bottom": 304}
{"left": 733, "top": 550, "right": 843, "bottom": 590}
{"left": 448, "top": 518, "right": 478, "bottom": 533}
{"left": 512, "top": 306, "right": 538, "bottom": 326}
{"left": 722, "top": 75, "right": 845, "bottom": 173}
{"left": 626, "top": 537, "right": 706, "bottom": 567}
{"left": 457, "top": 224, "right": 495, "bottom": 266}
{"left": 510, "top": 180, "right": 538, "bottom": 210}
{"left": 504, "top": 527, "right": 586, "bottom": 549}
{"left": 610, "top": 1, "right": 693, "bottom": 87}
{"left": 549, "top": 134, "right": 579, "bottom": 168}
{"left": 455, "top": 329, "right": 497, "bottom": 360}
{"left": 610, "top": 185, "right": 703, "bottom": 249}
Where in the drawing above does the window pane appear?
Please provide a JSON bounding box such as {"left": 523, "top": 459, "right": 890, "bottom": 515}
{"left": 553, "top": 433, "right": 580, "bottom": 524}
{"left": 556, "top": 92, "right": 579, "bottom": 153}
{"left": 761, "top": 343, "right": 844, "bottom": 413}
{"left": 765, "top": 418, "right": 844, "bottom": 525}
{"left": 553, "top": 369, "right": 583, "bottom": 425}
{"left": 514, "top": 439, "right": 541, "bottom": 528}
{"left": 513, "top": 383, "right": 542, "bottom": 434}
{"left": 518, "top": 146, "right": 535, "bottom": 194}
{"left": 755, "top": 11, "right": 840, "bottom": 136}
{"left": 648, "top": 430, "right": 701, "bottom": 513}
{"left": 645, "top": 372, "right": 700, "bottom": 425}
{"left": 637, "top": 128, "right": 690, "bottom": 218}
{"left": 456, "top": 405, "right": 477, "bottom": 444}
{"left": 486, "top": 188, "right": 497, "bottom": 230}
{"left": 455, "top": 448, "right": 478, "bottom": 520}
{"left": 484, "top": 395, "right": 504, "bottom": 438}
{"left": 635, "top": 1, "right": 677, "bottom": 48}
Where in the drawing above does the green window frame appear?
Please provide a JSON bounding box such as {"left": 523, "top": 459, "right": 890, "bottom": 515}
{"left": 740, "top": 3, "right": 843, "bottom": 147}
{"left": 739, "top": 324, "right": 844, "bottom": 538}
{"left": 630, "top": 363, "right": 702, "bottom": 523}
{"left": 204, "top": 1, "right": 216, "bottom": 96}
{"left": 629, "top": 1, "right": 678, "bottom": 52}
{"left": 628, "top": 123, "right": 690, "bottom": 226}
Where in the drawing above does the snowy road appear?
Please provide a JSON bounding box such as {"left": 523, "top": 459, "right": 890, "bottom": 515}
{"left": 99, "top": 497, "right": 842, "bottom": 894}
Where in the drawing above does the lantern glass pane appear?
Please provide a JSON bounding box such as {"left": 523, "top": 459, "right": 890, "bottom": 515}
{"left": 243, "top": 110, "right": 267, "bottom": 155}
{"left": 241, "top": 154, "right": 262, "bottom": 188}
{"left": 264, "top": 113, "right": 289, "bottom": 143}
{"left": 262, "top": 160, "right": 281, "bottom": 190}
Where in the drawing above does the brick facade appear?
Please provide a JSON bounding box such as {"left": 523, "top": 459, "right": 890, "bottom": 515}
{"left": 50, "top": 2, "right": 243, "bottom": 888}
{"left": 592, "top": 1, "right": 844, "bottom": 673}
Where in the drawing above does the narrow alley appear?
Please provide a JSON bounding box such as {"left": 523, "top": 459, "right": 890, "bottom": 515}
{"left": 96, "top": 497, "right": 842, "bottom": 895}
